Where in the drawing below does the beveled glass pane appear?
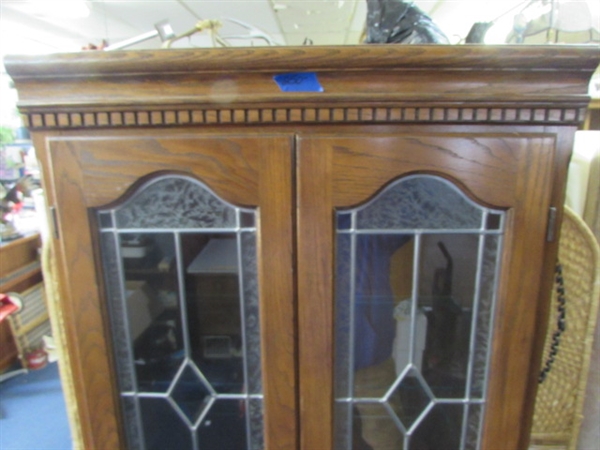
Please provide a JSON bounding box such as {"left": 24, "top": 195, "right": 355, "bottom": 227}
{"left": 114, "top": 176, "right": 236, "bottom": 229}
{"left": 388, "top": 368, "right": 433, "bottom": 431}
{"left": 355, "top": 176, "right": 483, "bottom": 230}
{"left": 171, "top": 363, "right": 213, "bottom": 424}
{"left": 139, "top": 397, "right": 193, "bottom": 450}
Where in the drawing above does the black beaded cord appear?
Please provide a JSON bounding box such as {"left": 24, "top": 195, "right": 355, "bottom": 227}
{"left": 539, "top": 262, "right": 567, "bottom": 384}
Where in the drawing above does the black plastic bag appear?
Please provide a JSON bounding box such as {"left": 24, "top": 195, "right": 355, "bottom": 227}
{"left": 365, "top": 0, "right": 449, "bottom": 44}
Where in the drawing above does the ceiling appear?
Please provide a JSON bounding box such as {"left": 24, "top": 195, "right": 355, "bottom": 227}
{"left": 1, "top": 0, "right": 544, "bottom": 56}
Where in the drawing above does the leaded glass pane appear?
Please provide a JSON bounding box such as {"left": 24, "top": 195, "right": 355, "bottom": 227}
{"left": 356, "top": 176, "right": 483, "bottom": 230}
{"left": 139, "top": 397, "right": 193, "bottom": 450}
{"left": 97, "top": 174, "right": 262, "bottom": 450}
{"left": 114, "top": 177, "right": 236, "bottom": 229}
{"left": 334, "top": 174, "right": 504, "bottom": 450}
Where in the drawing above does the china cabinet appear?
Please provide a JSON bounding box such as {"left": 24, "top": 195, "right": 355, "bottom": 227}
{"left": 5, "top": 45, "right": 599, "bottom": 450}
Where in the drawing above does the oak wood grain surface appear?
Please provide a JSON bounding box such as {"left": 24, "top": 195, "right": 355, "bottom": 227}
{"left": 5, "top": 45, "right": 598, "bottom": 450}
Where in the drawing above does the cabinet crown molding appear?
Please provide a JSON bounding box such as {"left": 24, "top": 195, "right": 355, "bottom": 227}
{"left": 4, "top": 45, "right": 600, "bottom": 129}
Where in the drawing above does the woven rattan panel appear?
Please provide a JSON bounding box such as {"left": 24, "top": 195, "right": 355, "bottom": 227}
{"left": 530, "top": 207, "right": 600, "bottom": 450}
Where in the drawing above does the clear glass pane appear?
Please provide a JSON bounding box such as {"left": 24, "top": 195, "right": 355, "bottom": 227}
{"left": 183, "top": 233, "right": 244, "bottom": 394}
{"left": 139, "top": 397, "right": 193, "bottom": 450}
{"left": 334, "top": 174, "right": 504, "bottom": 450}
{"left": 121, "top": 232, "right": 184, "bottom": 393}
{"left": 353, "top": 234, "right": 412, "bottom": 399}
{"left": 97, "top": 175, "right": 262, "bottom": 450}
{"left": 411, "top": 403, "right": 463, "bottom": 449}
{"left": 98, "top": 211, "right": 113, "bottom": 229}
{"left": 240, "top": 211, "right": 255, "bottom": 228}
{"left": 196, "top": 399, "right": 247, "bottom": 449}
{"left": 355, "top": 403, "right": 405, "bottom": 450}
{"left": 418, "top": 234, "right": 479, "bottom": 400}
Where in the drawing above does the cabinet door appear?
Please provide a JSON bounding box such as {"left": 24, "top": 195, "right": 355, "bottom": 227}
{"left": 297, "top": 133, "right": 556, "bottom": 450}
{"left": 46, "top": 135, "right": 296, "bottom": 450}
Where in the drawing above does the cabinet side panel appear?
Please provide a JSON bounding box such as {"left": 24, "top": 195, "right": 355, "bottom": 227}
{"left": 48, "top": 139, "right": 122, "bottom": 449}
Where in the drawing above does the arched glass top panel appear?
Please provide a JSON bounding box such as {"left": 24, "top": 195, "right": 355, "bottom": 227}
{"left": 344, "top": 175, "right": 492, "bottom": 231}
{"left": 334, "top": 174, "right": 505, "bottom": 450}
{"left": 96, "top": 174, "right": 262, "bottom": 450}
{"left": 105, "top": 176, "right": 238, "bottom": 230}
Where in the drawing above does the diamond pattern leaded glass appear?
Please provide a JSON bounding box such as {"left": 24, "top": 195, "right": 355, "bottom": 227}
{"left": 335, "top": 174, "right": 504, "bottom": 450}
{"left": 97, "top": 174, "right": 262, "bottom": 450}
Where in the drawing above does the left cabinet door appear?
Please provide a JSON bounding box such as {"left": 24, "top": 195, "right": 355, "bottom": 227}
{"left": 45, "top": 134, "right": 296, "bottom": 450}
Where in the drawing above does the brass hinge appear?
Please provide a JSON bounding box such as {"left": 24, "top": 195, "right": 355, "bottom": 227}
{"left": 546, "top": 207, "right": 558, "bottom": 242}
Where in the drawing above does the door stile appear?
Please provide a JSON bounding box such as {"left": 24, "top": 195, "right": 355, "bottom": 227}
{"left": 480, "top": 137, "right": 556, "bottom": 449}
{"left": 297, "top": 137, "right": 335, "bottom": 450}
{"left": 258, "top": 137, "right": 298, "bottom": 450}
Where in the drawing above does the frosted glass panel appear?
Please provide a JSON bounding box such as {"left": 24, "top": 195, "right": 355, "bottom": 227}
{"left": 356, "top": 176, "right": 483, "bottom": 230}
{"left": 335, "top": 175, "right": 504, "bottom": 450}
{"left": 97, "top": 175, "right": 262, "bottom": 450}
{"left": 113, "top": 176, "right": 236, "bottom": 229}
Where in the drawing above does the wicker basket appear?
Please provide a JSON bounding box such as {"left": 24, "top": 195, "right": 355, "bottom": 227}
{"left": 530, "top": 206, "right": 600, "bottom": 450}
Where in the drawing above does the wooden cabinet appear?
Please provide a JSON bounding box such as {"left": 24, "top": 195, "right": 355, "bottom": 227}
{"left": 5, "top": 45, "right": 599, "bottom": 450}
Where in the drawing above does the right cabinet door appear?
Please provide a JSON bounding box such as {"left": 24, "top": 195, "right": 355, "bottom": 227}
{"left": 297, "top": 133, "right": 557, "bottom": 450}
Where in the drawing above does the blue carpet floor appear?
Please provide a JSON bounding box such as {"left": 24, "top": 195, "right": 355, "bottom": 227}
{"left": 0, "top": 362, "right": 72, "bottom": 450}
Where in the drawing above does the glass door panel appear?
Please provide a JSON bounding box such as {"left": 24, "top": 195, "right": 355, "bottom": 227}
{"left": 97, "top": 174, "right": 263, "bottom": 450}
{"left": 334, "top": 175, "right": 505, "bottom": 450}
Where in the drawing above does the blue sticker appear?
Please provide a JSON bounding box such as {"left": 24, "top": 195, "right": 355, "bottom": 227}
{"left": 273, "top": 72, "right": 324, "bottom": 93}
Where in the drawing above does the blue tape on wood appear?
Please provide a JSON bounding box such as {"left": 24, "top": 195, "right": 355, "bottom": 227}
{"left": 273, "top": 72, "right": 324, "bottom": 92}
